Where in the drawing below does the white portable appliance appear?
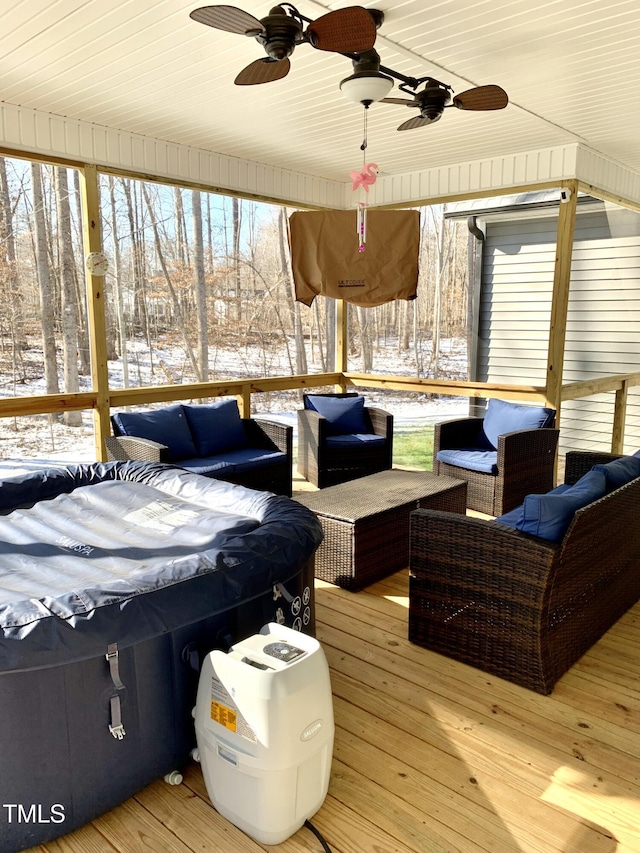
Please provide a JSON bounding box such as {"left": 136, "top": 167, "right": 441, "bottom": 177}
{"left": 194, "top": 623, "right": 334, "bottom": 845}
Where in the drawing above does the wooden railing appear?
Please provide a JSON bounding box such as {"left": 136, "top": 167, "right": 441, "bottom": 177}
{"left": 559, "top": 371, "right": 640, "bottom": 453}
{"left": 0, "top": 369, "right": 638, "bottom": 460}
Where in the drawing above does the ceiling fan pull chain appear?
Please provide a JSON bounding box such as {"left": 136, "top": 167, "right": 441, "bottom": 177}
{"left": 360, "top": 105, "right": 368, "bottom": 158}
{"left": 358, "top": 107, "right": 367, "bottom": 253}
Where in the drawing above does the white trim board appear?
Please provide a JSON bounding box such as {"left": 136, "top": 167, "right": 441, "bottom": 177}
{"left": 1, "top": 101, "right": 639, "bottom": 210}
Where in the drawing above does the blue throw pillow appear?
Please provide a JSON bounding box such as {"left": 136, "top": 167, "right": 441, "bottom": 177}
{"left": 494, "top": 483, "right": 571, "bottom": 530}
{"left": 305, "top": 395, "right": 369, "bottom": 436}
{"left": 112, "top": 404, "right": 197, "bottom": 461}
{"left": 183, "top": 400, "right": 247, "bottom": 457}
{"left": 481, "top": 398, "right": 555, "bottom": 450}
{"left": 592, "top": 455, "right": 640, "bottom": 491}
{"left": 515, "top": 469, "right": 606, "bottom": 542}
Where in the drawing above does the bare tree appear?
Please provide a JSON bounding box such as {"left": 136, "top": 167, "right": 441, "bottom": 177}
{"left": 71, "top": 170, "right": 91, "bottom": 372}
{"left": 232, "top": 196, "right": 242, "bottom": 321}
{"left": 278, "top": 207, "right": 307, "bottom": 374}
{"left": 108, "top": 175, "right": 129, "bottom": 386}
{"left": 356, "top": 305, "right": 373, "bottom": 372}
{"left": 122, "top": 180, "right": 149, "bottom": 336}
{"left": 55, "top": 167, "right": 82, "bottom": 426}
{"left": 30, "top": 162, "right": 60, "bottom": 399}
{"left": 174, "top": 186, "right": 189, "bottom": 268}
{"left": 191, "top": 189, "right": 208, "bottom": 381}
{"left": 0, "top": 157, "right": 26, "bottom": 381}
{"left": 142, "top": 183, "right": 200, "bottom": 380}
{"left": 430, "top": 205, "right": 450, "bottom": 378}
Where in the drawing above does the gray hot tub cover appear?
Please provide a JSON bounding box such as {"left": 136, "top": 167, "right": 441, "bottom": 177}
{"left": 0, "top": 461, "right": 323, "bottom": 671}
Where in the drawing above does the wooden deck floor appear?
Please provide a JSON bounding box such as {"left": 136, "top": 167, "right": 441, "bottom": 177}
{"left": 33, "top": 569, "right": 640, "bottom": 853}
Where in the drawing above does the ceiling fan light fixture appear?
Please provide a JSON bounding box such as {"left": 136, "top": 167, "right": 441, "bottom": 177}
{"left": 340, "top": 70, "right": 394, "bottom": 106}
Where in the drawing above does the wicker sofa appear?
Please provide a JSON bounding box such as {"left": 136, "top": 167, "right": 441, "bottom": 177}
{"left": 409, "top": 450, "right": 640, "bottom": 694}
{"left": 106, "top": 400, "right": 293, "bottom": 496}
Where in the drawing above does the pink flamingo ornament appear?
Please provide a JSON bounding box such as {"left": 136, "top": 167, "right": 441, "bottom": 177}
{"left": 350, "top": 162, "right": 379, "bottom": 193}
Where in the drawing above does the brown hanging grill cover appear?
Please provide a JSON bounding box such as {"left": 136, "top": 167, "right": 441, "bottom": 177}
{"left": 289, "top": 209, "right": 420, "bottom": 307}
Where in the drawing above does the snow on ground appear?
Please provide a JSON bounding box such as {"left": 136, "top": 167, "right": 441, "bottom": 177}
{"left": 0, "top": 335, "right": 471, "bottom": 466}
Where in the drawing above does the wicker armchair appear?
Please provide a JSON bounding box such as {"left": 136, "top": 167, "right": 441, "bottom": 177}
{"left": 297, "top": 392, "right": 393, "bottom": 488}
{"left": 433, "top": 399, "right": 559, "bottom": 515}
{"left": 409, "top": 450, "right": 640, "bottom": 694}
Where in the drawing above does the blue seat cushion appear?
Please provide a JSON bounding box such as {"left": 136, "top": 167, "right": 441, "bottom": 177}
{"left": 591, "top": 454, "right": 640, "bottom": 491}
{"left": 305, "top": 395, "right": 369, "bottom": 436}
{"left": 178, "top": 457, "right": 236, "bottom": 477}
{"left": 514, "top": 469, "right": 607, "bottom": 542}
{"left": 112, "top": 404, "right": 197, "bottom": 461}
{"left": 325, "top": 434, "right": 386, "bottom": 448}
{"left": 213, "top": 448, "right": 287, "bottom": 474}
{"left": 179, "top": 449, "right": 285, "bottom": 478}
{"left": 436, "top": 448, "right": 498, "bottom": 474}
{"left": 481, "top": 399, "right": 555, "bottom": 450}
{"left": 183, "top": 400, "right": 247, "bottom": 456}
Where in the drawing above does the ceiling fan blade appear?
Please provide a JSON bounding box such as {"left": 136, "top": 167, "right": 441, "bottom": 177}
{"left": 453, "top": 85, "right": 508, "bottom": 111}
{"left": 397, "top": 114, "right": 441, "bottom": 131}
{"left": 189, "top": 5, "right": 264, "bottom": 36}
{"left": 380, "top": 97, "right": 416, "bottom": 106}
{"left": 307, "top": 7, "right": 376, "bottom": 53}
{"left": 234, "top": 57, "right": 290, "bottom": 86}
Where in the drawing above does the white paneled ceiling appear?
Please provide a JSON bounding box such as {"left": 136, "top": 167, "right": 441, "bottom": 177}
{"left": 1, "top": 0, "right": 639, "bottom": 184}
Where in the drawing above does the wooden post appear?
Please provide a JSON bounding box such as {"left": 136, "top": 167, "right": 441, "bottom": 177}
{"left": 611, "top": 381, "right": 629, "bottom": 453}
{"left": 237, "top": 385, "right": 251, "bottom": 418}
{"left": 335, "top": 299, "right": 348, "bottom": 392}
{"left": 545, "top": 181, "right": 578, "bottom": 417}
{"left": 80, "top": 164, "right": 111, "bottom": 461}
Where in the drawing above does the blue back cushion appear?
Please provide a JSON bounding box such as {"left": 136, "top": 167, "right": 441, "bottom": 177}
{"left": 305, "top": 395, "right": 369, "bottom": 436}
{"left": 494, "top": 483, "right": 571, "bottom": 529}
{"left": 591, "top": 455, "right": 640, "bottom": 491}
{"left": 481, "top": 398, "right": 555, "bottom": 450}
{"left": 183, "top": 400, "right": 247, "bottom": 457}
{"left": 112, "top": 404, "right": 196, "bottom": 461}
{"left": 515, "top": 469, "right": 606, "bottom": 542}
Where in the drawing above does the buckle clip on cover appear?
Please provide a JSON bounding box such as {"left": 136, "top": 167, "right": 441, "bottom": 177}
{"left": 106, "top": 642, "right": 126, "bottom": 739}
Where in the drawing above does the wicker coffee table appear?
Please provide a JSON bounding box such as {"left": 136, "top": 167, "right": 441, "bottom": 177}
{"left": 295, "top": 469, "right": 467, "bottom": 590}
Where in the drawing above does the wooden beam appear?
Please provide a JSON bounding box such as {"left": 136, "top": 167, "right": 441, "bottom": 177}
{"left": 0, "top": 146, "right": 86, "bottom": 171}
{"left": 335, "top": 300, "right": 348, "bottom": 392}
{"left": 79, "top": 164, "right": 111, "bottom": 461}
{"left": 236, "top": 386, "right": 251, "bottom": 418}
{"left": 345, "top": 372, "right": 548, "bottom": 401}
{"left": 106, "top": 373, "right": 345, "bottom": 409}
{"left": 611, "top": 380, "right": 629, "bottom": 454}
{"left": 373, "top": 180, "right": 567, "bottom": 211}
{"left": 0, "top": 392, "right": 97, "bottom": 417}
{"left": 545, "top": 180, "right": 578, "bottom": 414}
{"left": 560, "top": 371, "right": 640, "bottom": 401}
{"left": 248, "top": 373, "right": 343, "bottom": 393}
{"left": 577, "top": 180, "right": 640, "bottom": 215}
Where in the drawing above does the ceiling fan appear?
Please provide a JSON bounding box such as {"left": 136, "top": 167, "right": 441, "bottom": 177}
{"left": 189, "top": 4, "right": 378, "bottom": 86}
{"left": 381, "top": 77, "right": 509, "bottom": 130}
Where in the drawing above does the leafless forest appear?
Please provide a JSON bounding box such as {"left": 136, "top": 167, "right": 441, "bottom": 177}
{"left": 0, "top": 155, "right": 470, "bottom": 458}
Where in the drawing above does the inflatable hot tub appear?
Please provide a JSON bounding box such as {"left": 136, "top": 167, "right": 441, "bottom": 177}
{"left": 0, "top": 461, "right": 322, "bottom": 852}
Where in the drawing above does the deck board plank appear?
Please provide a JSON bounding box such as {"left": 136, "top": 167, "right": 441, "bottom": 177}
{"left": 29, "top": 568, "right": 640, "bottom": 853}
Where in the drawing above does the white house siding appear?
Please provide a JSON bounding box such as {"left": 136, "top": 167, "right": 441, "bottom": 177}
{"left": 477, "top": 204, "right": 640, "bottom": 455}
